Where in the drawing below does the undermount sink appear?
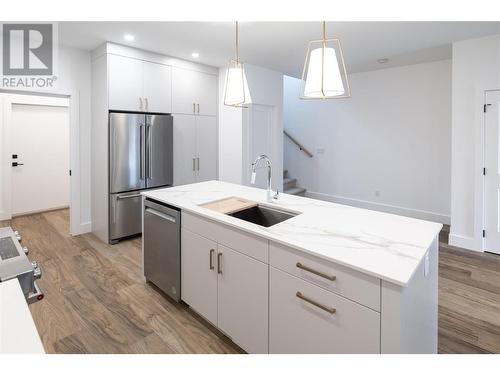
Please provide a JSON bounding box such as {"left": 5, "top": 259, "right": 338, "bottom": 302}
{"left": 228, "top": 205, "right": 298, "bottom": 227}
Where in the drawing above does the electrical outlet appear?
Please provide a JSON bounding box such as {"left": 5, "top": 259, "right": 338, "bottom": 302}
{"left": 375, "top": 190, "right": 381, "bottom": 197}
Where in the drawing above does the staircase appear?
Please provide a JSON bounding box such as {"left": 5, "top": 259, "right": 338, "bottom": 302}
{"left": 283, "top": 170, "right": 306, "bottom": 196}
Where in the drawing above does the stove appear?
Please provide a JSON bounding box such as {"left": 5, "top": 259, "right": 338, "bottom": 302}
{"left": 0, "top": 227, "right": 43, "bottom": 303}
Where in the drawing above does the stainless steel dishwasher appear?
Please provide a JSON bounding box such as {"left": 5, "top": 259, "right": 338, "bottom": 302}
{"left": 143, "top": 198, "right": 181, "bottom": 302}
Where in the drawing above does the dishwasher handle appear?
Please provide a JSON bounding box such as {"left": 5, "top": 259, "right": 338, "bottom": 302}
{"left": 145, "top": 207, "right": 177, "bottom": 223}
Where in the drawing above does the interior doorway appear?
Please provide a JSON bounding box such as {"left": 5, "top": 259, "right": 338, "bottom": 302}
{"left": 0, "top": 94, "right": 71, "bottom": 226}
{"left": 484, "top": 90, "right": 500, "bottom": 254}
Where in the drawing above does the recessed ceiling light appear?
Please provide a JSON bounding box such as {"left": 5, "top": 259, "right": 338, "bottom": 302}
{"left": 377, "top": 58, "right": 389, "bottom": 64}
{"left": 124, "top": 34, "right": 135, "bottom": 42}
{"left": 191, "top": 52, "right": 200, "bottom": 58}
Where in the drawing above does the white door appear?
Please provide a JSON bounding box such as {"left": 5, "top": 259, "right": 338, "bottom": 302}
{"left": 143, "top": 61, "right": 172, "bottom": 113}
{"left": 171, "top": 67, "right": 197, "bottom": 115}
{"left": 195, "top": 116, "right": 217, "bottom": 182}
{"left": 173, "top": 114, "right": 197, "bottom": 185}
{"left": 10, "top": 103, "right": 70, "bottom": 216}
{"left": 195, "top": 72, "right": 217, "bottom": 116}
{"left": 181, "top": 229, "right": 218, "bottom": 326}
{"left": 217, "top": 245, "right": 269, "bottom": 353}
{"left": 484, "top": 90, "right": 500, "bottom": 254}
{"left": 247, "top": 104, "right": 273, "bottom": 188}
{"left": 108, "top": 54, "right": 143, "bottom": 111}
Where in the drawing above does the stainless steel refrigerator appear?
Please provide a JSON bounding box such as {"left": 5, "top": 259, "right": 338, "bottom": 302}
{"left": 109, "top": 112, "right": 173, "bottom": 244}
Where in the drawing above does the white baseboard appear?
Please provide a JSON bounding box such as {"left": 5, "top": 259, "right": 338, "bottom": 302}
{"left": 448, "top": 233, "right": 482, "bottom": 252}
{"left": 71, "top": 221, "right": 91, "bottom": 236}
{"left": 306, "top": 191, "right": 451, "bottom": 225}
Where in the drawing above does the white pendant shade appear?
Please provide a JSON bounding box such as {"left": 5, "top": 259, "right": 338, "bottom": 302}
{"left": 300, "top": 22, "right": 351, "bottom": 100}
{"left": 224, "top": 60, "right": 251, "bottom": 106}
{"left": 304, "top": 47, "right": 345, "bottom": 98}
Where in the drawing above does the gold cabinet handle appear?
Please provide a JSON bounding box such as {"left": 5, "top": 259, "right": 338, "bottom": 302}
{"left": 217, "top": 253, "right": 223, "bottom": 274}
{"left": 209, "top": 249, "right": 215, "bottom": 270}
{"left": 296, "top": 291, "right": 336, "bottom": 314}
{"left": 296, "top": 262, "right": 336, "bottom": 281}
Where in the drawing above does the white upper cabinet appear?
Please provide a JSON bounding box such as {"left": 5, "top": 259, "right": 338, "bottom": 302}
{"left": 143, "top": 61, "right": 172, "bottom": 113}
{"left": 172, "top": 67, "right": 217, "bottom": 116}
{"left": 108, "top": 54, "right": 144, "bottom": 111}
{"left": 108, "top": 55, "right": 172, "bottom": 113}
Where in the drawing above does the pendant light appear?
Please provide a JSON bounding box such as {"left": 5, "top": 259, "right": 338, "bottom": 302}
{"left": 224, "top": 21, "right": 251, "bottom": 107}
{"left": 300, "top": 21, "right": 350, "bottom": 99}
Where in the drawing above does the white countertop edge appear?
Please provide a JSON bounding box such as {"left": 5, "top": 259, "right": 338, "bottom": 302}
{"left": 0, "top": 279, "right": 45, "bottom": 354}
{"left": 142, "top": 183, "right": 442, "bottom": 287}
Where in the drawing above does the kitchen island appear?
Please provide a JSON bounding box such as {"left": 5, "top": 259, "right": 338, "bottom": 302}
{"left": 142, "top": 180, "right": 442, "bottom": 354}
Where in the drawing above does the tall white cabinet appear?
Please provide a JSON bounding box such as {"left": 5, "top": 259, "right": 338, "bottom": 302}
{"left": 91, "top": 43, "right": 219, "bottom": 243}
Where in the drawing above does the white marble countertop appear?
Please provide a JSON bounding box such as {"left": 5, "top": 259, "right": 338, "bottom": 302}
{"left": 0, "top": 279, "right": 45, "bottom": 353}
{"left": 143, "top": 181, "right": 442, "bottom": 286}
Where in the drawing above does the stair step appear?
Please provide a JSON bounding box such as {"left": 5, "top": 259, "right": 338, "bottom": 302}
{"left": 284, "top": 186, "right": 306, "bottom": 196}
{"left": 283, "top": 177, "right": 297, "bottom": 190}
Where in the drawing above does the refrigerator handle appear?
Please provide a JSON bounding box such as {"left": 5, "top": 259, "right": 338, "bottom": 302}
{"left": 147, "top": 123, "right": 153, "bottom": 180}
{"left": 140, "top": 124, "right": 146, "bottom": 180}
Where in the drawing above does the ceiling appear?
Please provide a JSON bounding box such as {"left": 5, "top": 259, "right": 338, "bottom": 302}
{"left": 59, "top": 22, "right": 500, "bottom": 77}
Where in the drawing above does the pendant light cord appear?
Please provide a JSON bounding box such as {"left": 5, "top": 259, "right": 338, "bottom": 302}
{"left": 235, "top": 21, "right": 239, "bottom": 63}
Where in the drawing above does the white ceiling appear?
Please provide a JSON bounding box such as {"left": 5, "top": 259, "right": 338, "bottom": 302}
{"left": 59, "top": 22, "right": 500, "bottom": 76}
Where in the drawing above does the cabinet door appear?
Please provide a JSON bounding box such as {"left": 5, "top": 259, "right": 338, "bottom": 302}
{"left": 195, "top": 72, "right": 217, "bottom": 116}
{"left": 269, "top": 267, "right": 380, "bottom": 354}
{"left": 173, "top": 115, "right": 197, "bottom": 186}
{"left": 143, "top": 62, "right": 172, "bottom": 113}
{"left": 195, "top": 116, "right": 217, "bottom": 182}
{"left": 181, "top": 229, "right": 218, "bottom": 326}
{"left": 108, "top": 54, "right": 144, "bottom": 111}
{"left": 217, "top": 245, "right": 269, "bottom": 354}
{"left": 171, "top": 67, "right": 197, "bottom": 115}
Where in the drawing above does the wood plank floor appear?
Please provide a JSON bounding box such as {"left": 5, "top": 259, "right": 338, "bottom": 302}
{"left": 2, "top": 210, "right": 500, "bottom": 353}
{"left": 1, "top": 210, "right": 242, "bottom": 354}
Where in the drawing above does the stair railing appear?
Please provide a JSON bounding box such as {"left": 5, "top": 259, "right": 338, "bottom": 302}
{"left": 283, "top": 130, "right": 313, "bottom": 158}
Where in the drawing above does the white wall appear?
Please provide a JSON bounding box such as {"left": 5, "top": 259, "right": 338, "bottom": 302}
{"left": 284, "top": 60, "right": 452, "bottom": 224}
{"left": 0, "top": 45, "right": 91, "bottom": 234}
{"left": 219, "top": 64, "right": 284, "bottom": 190}
{"left": 450, "top": 34, "right": 500, "bottom": 251}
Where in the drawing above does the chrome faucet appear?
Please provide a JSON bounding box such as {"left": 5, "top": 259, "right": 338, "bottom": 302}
{"left": 251, "top": 155, "right": 279, "bottom": 202}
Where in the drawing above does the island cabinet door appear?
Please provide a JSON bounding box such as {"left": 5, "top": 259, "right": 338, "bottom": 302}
{"left": 217, "top": 245, "right": 269, "bottom": 354}
{"left": 181, "top": 228, "right": 218, "bottom": 326}
{"left": 269, "top": 267, "right": 380, "bottom": 354}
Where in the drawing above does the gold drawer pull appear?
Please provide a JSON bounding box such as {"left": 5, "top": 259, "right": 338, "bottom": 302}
{"left": 296, "top": 262, "right": 336, "bottom": 281}
{"left": 296, "top": 291, "right": 336, "bottom": 314}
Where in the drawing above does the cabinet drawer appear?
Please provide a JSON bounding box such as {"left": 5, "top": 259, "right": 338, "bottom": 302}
{"left": 182, "top": 212, "right": 268, "bottom": 263}
{"left": 270, "top": 242, "right": 380, "bottom": 311}
{"left": 269, "top": 267, "right": 380, "bottom": 354}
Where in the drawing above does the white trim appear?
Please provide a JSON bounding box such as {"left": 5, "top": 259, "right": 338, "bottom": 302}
{"left": 0, "top": 93, "right": 79, "bottom": 234}
{"left": 79, "top": 221, "right": 92, "bottom": 234}
{"left": 306, "top": 190, "right": 450, "bottom": 225}
{"left": 449, "top": 233, "right": 482, "bottom": 252}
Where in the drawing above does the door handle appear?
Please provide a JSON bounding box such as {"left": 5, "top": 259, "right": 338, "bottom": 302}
{"left": 117, "top": 193, "right": 142, "bottom": 199}
{"left": 296, "top": 262, "right": 336, "bottom": 281}
{"left": 209, "top": 249, "right": 215, "bottom": 270}
{"left": 139, "top": 97, "right": 143, "bottom": 111}
{"left": 12, "top": 162, "right": 24, "bottom": 167}
{"left": 145, "top": 207, "right": 176, "bottom": 223}
{"left": 193, "top": 103, "right": 196, "bottom": 114}
{"left": 197, "top": 157, "right": 200, "bottom": 171}
{"left": 140, "top": 124, "right": 145, "bottom": 180}
{"left": 192, "top": 158, "right": 196, "bottom": 171}
{"left": 217, "top": 253, "right": 223, "bottom": 274}
{"left": 197, "top": 103, "right": 200, "bottom": 114}
{"left": 296, "top": 291, "right": 336, "bottom": 314}
{"left": 145, "top": 97, "right": 149, "bottom": 111}
{"left": 147, "top": 124, "right": 153, "bottom": 179}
